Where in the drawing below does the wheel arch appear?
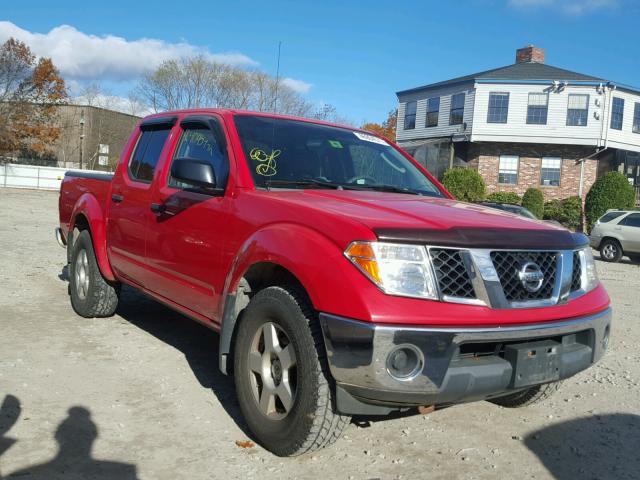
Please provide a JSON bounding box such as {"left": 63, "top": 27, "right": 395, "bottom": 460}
{"left": 69, "top": 193, "right": 116, "bottom": 281}
{"left": 218, "top": 260, "right": 314, "bottom": 376}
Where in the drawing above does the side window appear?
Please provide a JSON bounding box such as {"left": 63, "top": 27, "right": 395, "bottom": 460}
{"left": 168, "top": 127, "right": 229, "bottom": 189}
{"left": 621, "top": 213, "right": 640, "bottom": 228}
{"left": 129, "top": 128, "right": 171, "bottom": 183}
{"left": 598, "top": 211, "right": 625, "bottom": 223}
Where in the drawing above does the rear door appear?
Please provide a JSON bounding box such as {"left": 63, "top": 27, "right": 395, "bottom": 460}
{"left": 106, "top": 117, "right": 177, "bottom": 284}
{"left": 144, "top": 114, "right": 233, "bottom": 322}
{"left": 618, "top": 213, "right": 640, "bottom": 253}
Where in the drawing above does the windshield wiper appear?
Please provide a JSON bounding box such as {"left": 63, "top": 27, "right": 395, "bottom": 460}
{"left": 265, "top": 179, "right": 344, "bottom": 190}
{"left": 355, "top": 184, "right": 423, "bottom": 195}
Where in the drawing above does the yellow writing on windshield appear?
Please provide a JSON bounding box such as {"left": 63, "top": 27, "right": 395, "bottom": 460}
{"left": 250, "top": 148, "right": 280, "bottom": 176}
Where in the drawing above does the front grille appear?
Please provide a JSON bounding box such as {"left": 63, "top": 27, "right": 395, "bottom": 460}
{"left": 570, "top": 251, "right": 582, "bottom": 291}
{"left": 430, "top": 249, "right": 475, "bottom": 299}
{"left": 490, "top": 251, "right": 557, "bottom": 301}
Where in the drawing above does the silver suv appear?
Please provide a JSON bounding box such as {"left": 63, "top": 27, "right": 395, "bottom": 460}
{"left": 590, "top": 210, "right": 640, "bottom": 263}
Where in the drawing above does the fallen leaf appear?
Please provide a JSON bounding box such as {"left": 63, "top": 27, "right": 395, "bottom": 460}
{"left": 235, "top": 440, "right": 255, "bottom": 449}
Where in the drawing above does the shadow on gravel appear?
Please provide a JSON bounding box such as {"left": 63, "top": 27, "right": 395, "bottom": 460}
{"left": 525, "top": 413, "right": 640, "bottom": 480}
{"left": 114, "top": 285, "right": 252, "bottom": 438}
{"left": 0, "top": 395, "right": 138, "bottom": 480}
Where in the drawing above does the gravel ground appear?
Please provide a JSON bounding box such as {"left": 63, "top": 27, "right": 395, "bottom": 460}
{"left": 0, "top": 187, "right": 638, "bottom": 480}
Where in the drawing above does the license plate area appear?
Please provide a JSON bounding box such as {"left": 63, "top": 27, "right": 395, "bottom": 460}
{"left": 504, "top": 339, "right": 561, "bottom": 388}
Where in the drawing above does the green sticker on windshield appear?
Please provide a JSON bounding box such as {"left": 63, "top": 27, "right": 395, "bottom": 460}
{"left": 328, "top": 140, "right": 343, "bottom": 149}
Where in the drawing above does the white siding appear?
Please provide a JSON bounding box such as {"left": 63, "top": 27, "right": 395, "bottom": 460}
{"left": 604, "top": 89, "right": 640, "bottom": 153}
{"left": 396, "top": 83, "right": 475, "bottom": 142}
{"left": 471, "top": 83, "right": 603, "bottom": 146}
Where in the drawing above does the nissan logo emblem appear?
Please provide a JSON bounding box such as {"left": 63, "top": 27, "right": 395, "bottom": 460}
{"left": 518, "top": 261, "right": 544, "bottom": 293}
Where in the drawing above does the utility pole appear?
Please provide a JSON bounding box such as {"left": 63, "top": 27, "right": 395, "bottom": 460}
{"left": 79, "top": 110, "right": 85, "bottom": 170}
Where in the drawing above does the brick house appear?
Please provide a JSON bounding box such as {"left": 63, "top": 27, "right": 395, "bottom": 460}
{"left": 395, "top": 46, "right": 640, "bottom": 204}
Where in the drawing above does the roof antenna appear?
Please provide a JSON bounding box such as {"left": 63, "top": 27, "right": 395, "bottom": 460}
{"left": 273, "top": 40, "right": 282, "bottom": 113}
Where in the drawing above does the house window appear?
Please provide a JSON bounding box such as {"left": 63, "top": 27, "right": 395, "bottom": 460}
{"left": 426, "top": 97, "right": 440, "bottom": 127}
{"left": 633, "top": 103, "right": 640, "bottom": 134}
{"left": 404, "top": 101, "right": 417, "bottom": 130}
{"left": 566, "top": 94, "right": 589, "bottom": 126}
{"left": 498, "top": 155, "right": 519, "bottom": 184}
{"left": 611, "top": 97, "right": 624, "bottom": 130}
{"left": 527, "top": 93, "right": 548, "bottom": 125}
{"left": 487, "top": 92, "right": 509, "bottom": 123}
{"left": 449, "top": 93, "right": 465, "bottom": 125}
{"left": 540, "top": 157, "right": 561, "bottom": 187}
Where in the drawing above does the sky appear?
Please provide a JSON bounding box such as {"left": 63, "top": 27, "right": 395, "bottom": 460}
{"left": 2, "top": 0, "right": 639, "bottom": 124}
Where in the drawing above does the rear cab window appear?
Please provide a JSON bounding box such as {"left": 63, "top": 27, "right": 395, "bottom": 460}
{"left": 128, "top": 118, "right": 176, "bottom": 183}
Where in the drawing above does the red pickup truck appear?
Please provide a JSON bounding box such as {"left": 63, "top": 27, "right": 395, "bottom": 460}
{"left": 57, "top": 109, "right": 611, "bottom": 456}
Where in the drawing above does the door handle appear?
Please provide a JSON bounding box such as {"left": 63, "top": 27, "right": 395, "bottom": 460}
{"left": 111, "top": 194, "right": 124, "bottom": 203}
{"left": 150, "top": 202, "right": 166, "bottom": 214}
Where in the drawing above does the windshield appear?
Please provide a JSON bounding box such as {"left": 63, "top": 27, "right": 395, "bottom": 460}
{"left": 233, "top": 115, "right": 443, "bottom": 196}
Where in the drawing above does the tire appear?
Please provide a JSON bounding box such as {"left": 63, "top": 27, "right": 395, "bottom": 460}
{"left": 233, "top": 286, "right": 350, "bottom": 456}
{"left": 69, "top": 229, "right": 119, "bottom": 318}
{"left": 489, "top": 381, "right": 563, "bottom": 408}
{"left": 599, "top": 239, "right": 622, "bottom": 263}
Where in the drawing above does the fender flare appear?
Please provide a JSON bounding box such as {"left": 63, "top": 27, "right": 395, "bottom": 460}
{"left": 218, "top": 223, "right": 373, "bottom": 374}
{"left": 69, "top": 193, "right": 116, "bottom": 281}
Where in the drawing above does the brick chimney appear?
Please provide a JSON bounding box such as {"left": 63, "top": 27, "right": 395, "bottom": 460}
{"left": 516, "top": 45, "right": 545, "bottom": 64}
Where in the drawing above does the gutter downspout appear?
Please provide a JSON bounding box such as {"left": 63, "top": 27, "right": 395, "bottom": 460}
{"left": 578, "top": 147, "right": 607, "bottom": 199}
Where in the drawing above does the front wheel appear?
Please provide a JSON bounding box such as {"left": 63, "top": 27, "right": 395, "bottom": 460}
{"left": 233, "top": 286, "right": 350, "bottom": 456}
{"left": 68, "top": 229, "right": 119, "bottom": 318}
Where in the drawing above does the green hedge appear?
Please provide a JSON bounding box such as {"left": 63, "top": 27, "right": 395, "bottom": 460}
{"left": 486, "top": 191, "right": 521, "bottom": 205}
{"left": 585, "top": 172, "right": 635, "bottom": 231}
{"left": 543, "top": 196, "right": 583, "bottom": 231}
{"left": 521, "top": 188, "right": 544, "bottom": 219}
{"left": 442, "top": 168, "right": 486, "bottom": 202}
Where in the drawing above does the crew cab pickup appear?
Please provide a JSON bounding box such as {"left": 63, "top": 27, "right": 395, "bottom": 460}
{"left": 57, "top": 109, "right": 612, "bottom": 456}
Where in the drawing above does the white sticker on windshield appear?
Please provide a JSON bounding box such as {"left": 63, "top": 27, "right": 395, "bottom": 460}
{"left": 353, "top": 131, "right": 388, "bottom": 145}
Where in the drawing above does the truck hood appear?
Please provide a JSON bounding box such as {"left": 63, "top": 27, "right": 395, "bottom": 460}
{"left": 267, "top": 190, "right": 586, "bottom": 249}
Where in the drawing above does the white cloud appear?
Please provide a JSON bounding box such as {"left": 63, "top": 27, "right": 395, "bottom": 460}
{"left": 508, "top": 0, "right": 617, "bottom": 14}
{"left": 0, "top": 21, "right": 258, "bottom": 81}
{"left": 281, "top": 77, "right": 313, "bottom": 94}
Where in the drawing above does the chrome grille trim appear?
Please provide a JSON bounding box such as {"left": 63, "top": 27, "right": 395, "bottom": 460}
{"left": 425, "top": 246, "right": 585, "bottom": 309}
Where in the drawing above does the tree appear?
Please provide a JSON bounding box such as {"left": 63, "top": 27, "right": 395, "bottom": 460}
{"left": 361, "top": 109, "right": 397, "bottom": 141}
{"left": 0, "top": 38, "right": 67, "bottom": 157}
{"left": 134, "top": 56, "right": 335, "bottom": 119}
{"left": 585, "top": 172, "right": 636, "bottom": 231}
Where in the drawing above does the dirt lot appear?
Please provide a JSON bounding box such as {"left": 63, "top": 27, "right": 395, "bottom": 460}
{"left": 0, "top": 187, "right": 638, "bottom": 480}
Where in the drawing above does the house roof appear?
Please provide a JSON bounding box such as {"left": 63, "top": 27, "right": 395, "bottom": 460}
{"left": 396, "top": 62, "right": 608, "bottom": 95}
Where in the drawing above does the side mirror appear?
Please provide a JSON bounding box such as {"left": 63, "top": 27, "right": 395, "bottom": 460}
{"left": 171, "top": 158, "right": 221, "bottom": 193}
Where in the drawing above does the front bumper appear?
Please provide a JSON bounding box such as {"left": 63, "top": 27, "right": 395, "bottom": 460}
{"left": 320, "top": 308, "right": 611, "bottom": 413}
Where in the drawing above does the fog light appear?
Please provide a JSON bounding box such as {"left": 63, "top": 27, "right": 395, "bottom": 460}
{"left": 386, "top": 345, "right": 424, "bottom": 380}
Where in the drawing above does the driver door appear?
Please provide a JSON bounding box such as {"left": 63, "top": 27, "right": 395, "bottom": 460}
{"left": 144, "top": 115, "right": 233, "bottom": 322}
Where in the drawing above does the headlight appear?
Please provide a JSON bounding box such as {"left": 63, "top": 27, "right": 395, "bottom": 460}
{"left": 581, "top": 247, "right": 599, "bottom": 292}
{"left": 344, "top": 241, "right": 438, "bottom": 299}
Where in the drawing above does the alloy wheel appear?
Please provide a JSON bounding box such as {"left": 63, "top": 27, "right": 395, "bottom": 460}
{"left": 248, "top": 322, "right": 297, "bottom": 420}
{"left": 74, "top": 249, "right": 90, "bottom": 300}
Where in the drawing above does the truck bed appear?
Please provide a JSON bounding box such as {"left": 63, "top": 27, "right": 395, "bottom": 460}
{"left": 58, "top": 171, "right": 113, "bottom": 241}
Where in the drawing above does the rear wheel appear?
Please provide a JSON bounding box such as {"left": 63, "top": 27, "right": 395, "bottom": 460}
{"left": 233, "top": 286, "right": 350, "bottom": 456}
{"left": 489, "top": 381, "right": 563, "bottom": 408}
{"left": 600, "top": 239, "right": 622, "bottom": 263}
{"left": 69, "top": 230, "right": 119, "bottom": 318}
